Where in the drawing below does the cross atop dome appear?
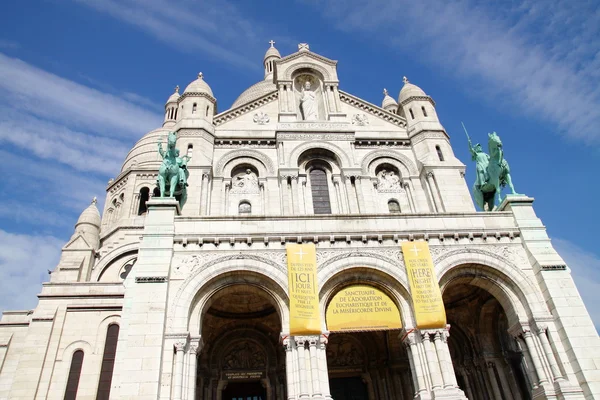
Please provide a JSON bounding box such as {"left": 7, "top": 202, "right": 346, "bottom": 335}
{"left": 298, "top": 43, "right": 310, "bottom": 52}
{"left": 175, "top": 85, "right": 179, "bottom": 93}
{"left": 383, "top": 88, "right": 389, "bottom": 96}
{"left": 198, "top": 72, "right": 203, "bottom": 79}
{"left": 269, "top": 40, "right": 275, "bottom": 47}
{"left": 403, "top": 76, "right": 409, "bottom": 84}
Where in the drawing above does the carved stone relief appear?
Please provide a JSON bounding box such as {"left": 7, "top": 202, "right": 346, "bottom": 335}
{"left": 376, "top": 169, "right": 403, "bottom": 192}
{"left": 231, "top": 169, "right": 259, "bottom": 194}
{"left": 327, "top": 338, "right": 364, "bottom": 367}
{"left": 253, "top": 111, "right": 270, "bottom": 125}
{"left": 351, "top": 113, "right": 369, "bottom": 126}
{"left": 222, "top": 341, "right": 266, "bottom": 370}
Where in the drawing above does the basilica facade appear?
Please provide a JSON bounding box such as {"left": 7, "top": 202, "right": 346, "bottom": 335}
{"left": 0, "top": 43, "right": 599, "bottom": 400}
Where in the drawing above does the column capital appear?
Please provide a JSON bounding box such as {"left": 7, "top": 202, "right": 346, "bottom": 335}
{"left": 174, "top": 341, "right": 186, "bottom": 352}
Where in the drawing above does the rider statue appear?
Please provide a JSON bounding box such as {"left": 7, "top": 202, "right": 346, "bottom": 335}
{"left": 464, "top": 124, "right": 519, "bottom": 211}
{"left": 157, "top": 131, "right": 189, "bottom": 208}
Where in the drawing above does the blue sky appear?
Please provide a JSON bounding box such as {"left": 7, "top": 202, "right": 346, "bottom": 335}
{"left": 0, "top": 0, "right": 599, "bottom": 330}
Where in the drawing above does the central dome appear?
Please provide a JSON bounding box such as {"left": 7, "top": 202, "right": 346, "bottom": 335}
{"left": 231, "top": 80, "right": 277, "bottom": 109}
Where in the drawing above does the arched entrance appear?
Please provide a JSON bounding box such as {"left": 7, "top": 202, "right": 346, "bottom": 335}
{"left": 196, "top": 284, "right": 285, "bottom": 400}
{"left": 324, "top": 283, "right": 413, "bottom": 400}
{"left": 443, "top": 276, "right": 532, "bottom": 400}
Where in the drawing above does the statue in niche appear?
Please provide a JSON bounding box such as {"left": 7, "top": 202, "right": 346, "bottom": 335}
{"left": 232, "top": 169, "right": 259, "bottom": 193}
{"left": 376, "top": 169, "right": 401, "bottom": 191}
{"left": 300, "top": 80, "right": 318, "bottom": 121}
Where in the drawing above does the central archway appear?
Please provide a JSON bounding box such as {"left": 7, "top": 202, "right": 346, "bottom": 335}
{"left": 197, "top": 284, "right": 285, "bottom": 400}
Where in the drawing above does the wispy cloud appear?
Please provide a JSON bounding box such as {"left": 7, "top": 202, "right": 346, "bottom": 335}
{"left": 0, "top": 39, "right": 19, "bottom": 49}
{"left": 73, "top": 0, "right": 266, "bottom": 71}
{"left": 0, "top": 229, "right": 63, "bottom": 313}
{"left": 0, "top": 53, "right": 161, "bottom": 137}
{"left": 304, "top": 0, "right": 600, "bottom": 142}
{"left": 553, "top": 238, "right": 600, "bottom": 332}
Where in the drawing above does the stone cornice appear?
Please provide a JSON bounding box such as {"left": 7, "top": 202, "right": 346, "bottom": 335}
{"left": 214, "top": 91, "right": 278, "bottom": 126}
{"left": 276, "top": 50, "right": 337, "bottom": 67}
{"left": 178, "top": 91, "right": 217, "bottom": 104}
{"left": 399, "top": 95, "right": 436, "bottom": 107}
{"left": 339, "top": 91, "right": 407, "bottom": 128}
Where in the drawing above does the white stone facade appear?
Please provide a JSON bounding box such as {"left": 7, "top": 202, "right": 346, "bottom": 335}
{"left": 1, "top": 43, "right": 599, "bottom": 400}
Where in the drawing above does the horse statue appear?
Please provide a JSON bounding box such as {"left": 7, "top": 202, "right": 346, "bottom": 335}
{"left": 464, "top": 125, "right": 518, "bottom": 211}
{"left": 157, "top": 131, "right": 190, "bottom": 208}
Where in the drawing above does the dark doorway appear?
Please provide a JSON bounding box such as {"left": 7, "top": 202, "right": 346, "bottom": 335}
{"left": 329, "top": 377, "right": 369, "bottom": 400}
{"left": 222, "top": 381, "right": 266, "bottom": 400}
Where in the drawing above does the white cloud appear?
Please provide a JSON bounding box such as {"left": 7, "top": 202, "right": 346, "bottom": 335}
{"left": 0, "top": 39, "right": 19, "bottom": 49}
{"left": 553, "top": 238, "right": 600, "bottom": 332}
{"left": 305, "top": 0, "right": 600, "bottom": 142}
{"left": 0, "top": 110, "right": 128, "bottom": 175}
{"left": 0, "top": 230, "right": 63, "bottom": 313}
{"left": 73, "top": 0, "right": 263, "bottom": 71}
{"left": 0, "top": 53, "right": 161, "bottom": 137}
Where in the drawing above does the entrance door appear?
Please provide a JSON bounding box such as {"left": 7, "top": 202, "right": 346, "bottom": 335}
{"left": 222, "top": 381, "right": 266, "bottom": 400}
{"left": 329, "top": 377, "right": 369, "bottom": 400}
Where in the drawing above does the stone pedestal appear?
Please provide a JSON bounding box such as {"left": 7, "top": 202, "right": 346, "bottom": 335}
{"left": 111, "top": 198, "right": 179, "bottom": 399}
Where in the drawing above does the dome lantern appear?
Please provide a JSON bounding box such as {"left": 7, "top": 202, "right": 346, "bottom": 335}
{"left": 263, "top": 40, "right": 281, "bottom": 80}
{"left": 163, "top": 85, "right": 180, "bottom": 127}
{"left": 382, "top": 88, "right": 398, "bottom": 113}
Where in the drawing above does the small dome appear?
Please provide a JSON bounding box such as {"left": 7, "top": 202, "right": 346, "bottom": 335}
{"left": 166, "top": 85, "right": 180, "bottom": 103}
{"left": 382, "top": 88, "right": 398, "bottom": 110}
{"left": 264, "top": 40, "right": 281, "bottom": 60}
{"left": 121, "top": 127, "right": 171, "bottom": 172}
{"left": 76, "top": 198, "right": 101, "bottom": 228}
{"left": 398, "top": 76, "right": 427, "bottom": 104}
{"left": 231, "top": 80, "right": 277, "bottom": 109}
{"left": 184, "top": 72, "right": 214, "bottom": 97}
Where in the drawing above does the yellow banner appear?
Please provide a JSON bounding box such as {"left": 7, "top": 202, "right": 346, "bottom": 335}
{"left": 326, "top": 284, "right": 402, "bottom": 332}
{"left": 402, "top": 241, "right": 447, "bottom": 329}
{"left": 286, "top": 243, "right": 321, "bottom": 335}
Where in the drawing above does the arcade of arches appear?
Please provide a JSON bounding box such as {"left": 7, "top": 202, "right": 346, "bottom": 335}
{"left": 170, "top": 262, "right": 567, "bottom": 400}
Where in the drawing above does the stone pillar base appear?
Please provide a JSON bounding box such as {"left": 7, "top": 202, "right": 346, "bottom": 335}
{"left": 431, "top": 387, "right": 468, "bottom": 400}
{"left": 554, "top": 379, "right": 585, "bottom": 399}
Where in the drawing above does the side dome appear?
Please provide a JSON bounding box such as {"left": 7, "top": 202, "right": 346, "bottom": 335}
{"left": 121, "top": 127, "right": 171, "bottom": 172}
{"left": 76, "top": 198, "right": 101, "bottom": 228}
{"left": 398, "top": 76, "right": 427, "bottom": 104}
{"left": 382, "top": 88, "right": 398, "bottom": 110}
{"left": 184, "top": 72, "right": 214, "bottom": 97}
{"left": 231, "top": 80, "right": 277, "bottom": 109}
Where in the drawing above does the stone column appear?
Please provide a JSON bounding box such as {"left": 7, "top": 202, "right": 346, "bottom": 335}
{"left": 173, "top": 341, "right": 186, "bottom": 400}
{"left": 521, "top": 329, "right": 548, "bottom": 385}
{"left": 223, "top": 180, "right": 231, "bottom": 215}
{"left": 284, "top": 337, "right": 297, "bottom": 400}
{"left": 537, "top": 326, "right": 563, "bottom": 381}
{"left": 296, "top": 337, "right": 310, "bottom": 398}
{"left": 404, "top": 181, "right": 416, "bottom": 213}
{"left": 202, "top": 172, "right": 211, "bottom": 215}
{"left": 344, "top": 176, "right": 359, "bottom": 213}
{"left": 425, "top": 172, "right": 443, "bottom": 212}
{"left": 433, "top": 331, "right": 453, "bottom": 388}
{"left": 290, "top": 175, "right": 299, "bottom": 215}
{"left": 403, "top": 333, "right": 428, "bottom": 397}
{"left": 187, "top": 339, "right": 201, "bottom": 400}
{"left": 309, "top": 337, "right": 322, "bottom": 398}
{"left": 332, "top": 86, "right": 341, "bottom": 112}
{"left": 422, "top": 332, "right": 443, "bottom": 390}
{"left": 318, "top": 335, "right": 332, "bottom": 400}
{"left": 355, "top": 176, "right": 367, "bottom": 213}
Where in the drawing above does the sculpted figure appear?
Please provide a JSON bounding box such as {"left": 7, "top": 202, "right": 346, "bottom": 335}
{"left": 377, "top": 169, "right": 401, "bottom": 191}
{"left": 157, "top": 131, "right": 188, "bottom": 208}
{"left": 465, "top": 125, "right": 518, "bottom": 211}
{"left": 300, "top": 80, "right": 318, "bottom": 121}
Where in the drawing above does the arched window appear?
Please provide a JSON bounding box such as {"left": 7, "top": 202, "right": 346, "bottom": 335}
{"left": 310, "top": 168, "right": 332, "bottom": 214}
{"left": 138, "top": 187, "right": 150, "bottom": 215}
{"left": 187, "top": 144, "right": 193, "bottom": 157}
{"left": 421, "top": 106, "right": 428, "bottom": 117}
{"left": 192, "top": 103, "right": 197, "bottom": 114}
{"left": 436, "top": 145, "right": 444, "bottom": 161}
{"left": 409, "top": 108, "right": 415, "bottom": 119}
{"left": 388, "top": 200, "right": 401, "bottom": 213}
{"left": 64, "top": 350, "right": 84, "bottom": 400}
{"left": 174, "top": 107, "right": 178, "bottom": 119}
{"left": 239, "top": 201, "right": 251, "bottom": 215}
{"left": 96, "top": 324, "right": 120, "bottom": 400}
{"left": 206, "top": 105, "right": 210, "bottom": 116}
